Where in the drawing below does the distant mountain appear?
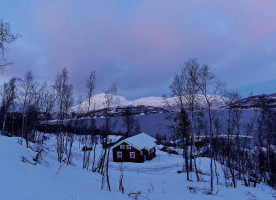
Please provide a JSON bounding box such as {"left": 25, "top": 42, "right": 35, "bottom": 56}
{"left": 229, "top": 93, "right": 276, "bottom": 109}
{"left": 71, "top": 93, "right": 227, "bottom": 114}
{"left": 71, "top": 94, "right": 170, "bottom": 112}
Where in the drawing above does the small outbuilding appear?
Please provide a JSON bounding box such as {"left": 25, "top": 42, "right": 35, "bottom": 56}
{"left": 111, "top": 133, "right": 156, "bottom": 163}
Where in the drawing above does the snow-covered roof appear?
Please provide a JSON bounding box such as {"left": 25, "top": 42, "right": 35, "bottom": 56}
{"left": 111, "top": 133, "right": 156, "bottom": 151}
{"left": 107, "top": 135, "right": 123, "bottom": 143}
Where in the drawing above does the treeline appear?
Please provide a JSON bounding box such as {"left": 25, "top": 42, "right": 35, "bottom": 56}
{"left": 164, "top": 59, "right": 276, "bottom": 191}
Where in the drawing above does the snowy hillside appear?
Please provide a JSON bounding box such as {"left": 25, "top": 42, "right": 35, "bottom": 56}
{"left": 71, "top": 93, "right": 227, "bottom": 113}
{"left": 230, "top": 93, "right": 276, "bottom": 109}
{"left": 0, "top": 135, "right": 275, "bottom": 200}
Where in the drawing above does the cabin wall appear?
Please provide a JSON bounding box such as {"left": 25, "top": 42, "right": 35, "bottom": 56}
{"left": 143, "top": 147, "right": 156, "bottom": 160}
{"left": 113, "top": 142, "right": 142, "bottom": 163}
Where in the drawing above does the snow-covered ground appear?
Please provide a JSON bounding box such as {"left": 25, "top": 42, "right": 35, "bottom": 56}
{"left": 0, "top": 135, "right": 275, "bottom": 200}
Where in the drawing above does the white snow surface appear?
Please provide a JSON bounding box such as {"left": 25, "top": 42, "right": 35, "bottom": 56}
{"left": 107, "top": 135, "right": 123, "bottom": 143}
{"left": 71, "top": 93, "right": 227, "bottom": 112}
{"left": 0, "top": 134, "right": 275, "bottom": 200}
{"left": 112, "top": 133, "right": 156, "bottom": 150}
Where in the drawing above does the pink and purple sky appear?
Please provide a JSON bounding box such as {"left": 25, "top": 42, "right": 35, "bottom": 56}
{"left": 1, "top": 0, "right": 276, "bottom": 99}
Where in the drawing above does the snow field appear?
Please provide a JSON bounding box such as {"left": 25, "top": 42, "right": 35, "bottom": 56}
{"left": 0, "top": 135, "right": 274, "bottom": 200}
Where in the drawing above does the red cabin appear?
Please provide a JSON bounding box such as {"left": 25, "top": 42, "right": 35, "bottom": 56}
{"left": 111, "top": 133, "right": 156, "bottom": 163}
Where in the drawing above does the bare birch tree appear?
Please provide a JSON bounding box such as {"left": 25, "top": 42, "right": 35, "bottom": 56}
{"left": 167, "top": 59, "right": 203, "bottom": 181}
{"left": 122, "top": 106, "right": 140, "bottom": 138}
{"left": 0, "top": 77, "right": 17, "bottom": 135}
{"left": 19, "top": 71, "right": 36, "bottom": 147}
{"left": 191, "top": 64, "right": 224, "bottom": 192}
{"left": 82, "top": 70, "right": 96, "bottom": 169}
{"left": 181, "top": 59, "right": 201, "bottom": 180}
{"left": 53, "top": 68, "right": 74, "bottom": 163}
{"left": 169, "top": 68, "right": 191, "bottom": 180}
{"left": 103, "top": 83, "right": 118, "bottom": 139}
{"left": 0, "top": 19, "right": 19, "bottom": 70}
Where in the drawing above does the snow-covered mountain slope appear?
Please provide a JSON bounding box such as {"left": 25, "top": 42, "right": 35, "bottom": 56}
{"left": 0, "top": 135, "right": 275, "bottom": 200}
{"left": 0, "top": 135, "right": 127, "bottom": 200}
{"left": 72, "top": 93, "right": 227, "bottom": 112}
{"left": 230, "top": 93, "right": 276, "bottom": 109}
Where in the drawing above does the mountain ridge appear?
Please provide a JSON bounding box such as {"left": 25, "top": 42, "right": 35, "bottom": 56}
{"left": 71, "top": 93, "right": 227, "bottom": 113}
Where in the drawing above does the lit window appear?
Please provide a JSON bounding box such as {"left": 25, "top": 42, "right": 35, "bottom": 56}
{"left": 130, "top": 152, "right": 135, "bottom": 159}
{"left": 117, "top": 151, "right": 122, "bottom": 158}
{"left": 120, "top": 145, "right": 125, "bottom": 149}
{"left": 126, "top": 145, "right": 131, "bottom": 149}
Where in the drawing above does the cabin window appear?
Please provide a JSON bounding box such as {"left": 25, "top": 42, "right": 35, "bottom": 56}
{"left": 120, "top": 145, "right": 125, "bottom": 149}
{"left": 126, "top": 145, "right": 131, "bottom": 149}
{"left": 130, "top": 152, "right": 135, "bottom": 159}
{"left": 117, "top": 151, "right": 122, "bottom": 158}
{"left": 140, "top": 151, "right": 143, "bottom": 156}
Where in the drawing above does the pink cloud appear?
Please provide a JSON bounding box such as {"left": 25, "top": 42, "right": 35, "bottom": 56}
{"left": 3, "top": 0, "right": 276, "bottom": 98}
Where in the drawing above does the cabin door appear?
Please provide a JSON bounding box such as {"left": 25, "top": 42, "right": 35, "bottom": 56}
{"left": 143, "top": 155, "right": 146, "bottom": 161}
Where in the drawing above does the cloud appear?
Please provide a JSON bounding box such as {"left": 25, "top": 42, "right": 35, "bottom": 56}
{"left": 1, "top": 0, "right": 276, "bottom": 99}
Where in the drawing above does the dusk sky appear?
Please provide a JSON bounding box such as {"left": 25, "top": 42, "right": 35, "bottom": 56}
{"left": 1, "top": 0, "right": 276, "bottom": 100}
